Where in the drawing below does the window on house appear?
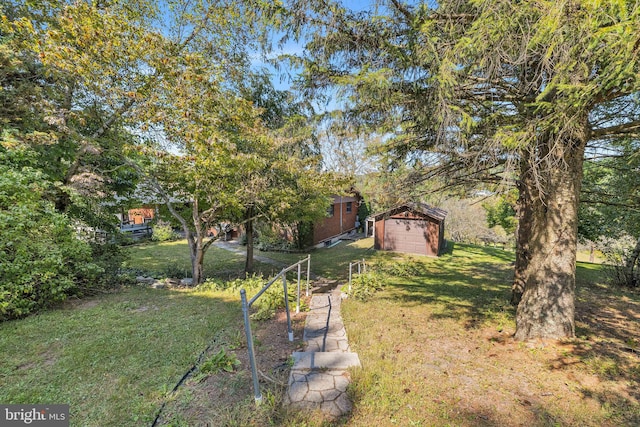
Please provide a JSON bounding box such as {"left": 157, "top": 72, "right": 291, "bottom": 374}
{"left": 346, "top": 201, "right": 352, "bottom": 213}
{"left": 328, "top": 204, "right": 335, "bottom": 217}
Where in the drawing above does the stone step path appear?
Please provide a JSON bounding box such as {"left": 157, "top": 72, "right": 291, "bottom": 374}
{"left": 285, "top": 287, "right": 361, "bottom": 419}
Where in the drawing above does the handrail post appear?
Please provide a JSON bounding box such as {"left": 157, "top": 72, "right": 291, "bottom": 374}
{"left": 296, "top": 263, "right": 301, "bottom": 314}
{"left": 305, "top": 255, "right": 311, "bottom": 297}
{"left": 240, "top": 257, "right": 312, "bottom": 405}
{"left": 282, "top": 275, "right": 294, "bottom": 342}
{"left": 349, "top": 262, "right": 353, "bottom": 293}
{"left": 241, "top": 289, "right": 262, "bottom": 404}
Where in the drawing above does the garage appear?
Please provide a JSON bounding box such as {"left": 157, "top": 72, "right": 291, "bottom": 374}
{"left": 369, "top": 203, "right": 447, "bottom": 256}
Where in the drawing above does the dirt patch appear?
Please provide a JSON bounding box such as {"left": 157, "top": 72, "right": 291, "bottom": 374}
{"left": 130, "top": 305, "right": 160, "bottom": 313}
{"left": 339, "top": 284, "right": 640, "bottom": 427}
{"left": 16, "top": 348, "right": 58, "bottom": 371}
{"left": 64, "top": 298, "right": 100, "bottom": 310}
{"left": 156, "top": 306, "right": 307, "bottom": 426}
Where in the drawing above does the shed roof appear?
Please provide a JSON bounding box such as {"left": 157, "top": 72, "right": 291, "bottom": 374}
{"left": 369, "top": 202, "right": 447, "bottom": 222}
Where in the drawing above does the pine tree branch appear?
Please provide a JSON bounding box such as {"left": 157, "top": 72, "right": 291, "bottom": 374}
{"left": 591, "top": 119, "right": 640, "bottom": 139}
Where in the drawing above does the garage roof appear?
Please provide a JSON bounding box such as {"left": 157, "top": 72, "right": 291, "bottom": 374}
{"left": 369, "top": 202, "right": 447, "bottom": 222}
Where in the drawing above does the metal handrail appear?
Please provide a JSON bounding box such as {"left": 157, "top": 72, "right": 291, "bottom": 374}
{"left": 240, "top": 255, "right": 311, "bottom": 404}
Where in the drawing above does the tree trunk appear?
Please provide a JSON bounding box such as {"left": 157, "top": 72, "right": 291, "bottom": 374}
{"left": 244, "top": 205, "right": 254, "bottom": 275}
{"left": 192, "top": 241, "right": 205, "bottom": 285}
{"left": 514, "top": 132, "right": 586, "bottom": 341}
{"left": 189, "top": 199, "right": 206, "bottom": 285}
{"left": 624, "top": 235, "right": 640, "bottom": 287}
{"left": 512, "top": 154, "right": 534, "bottom": 305}
{"left": 150, "top": 179, "right": 210, "bottom": 285}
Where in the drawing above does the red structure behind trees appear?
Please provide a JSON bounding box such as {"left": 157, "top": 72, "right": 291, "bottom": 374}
{"left": 370, "top": 203, "right": 447, "bottom": 257}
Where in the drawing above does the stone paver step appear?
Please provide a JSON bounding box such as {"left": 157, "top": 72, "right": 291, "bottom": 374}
{"left": 291, "top": 351, "right": 361, "bottom": 371}
{"left": 286, "top": 284, "right": 360, "bottom": 420}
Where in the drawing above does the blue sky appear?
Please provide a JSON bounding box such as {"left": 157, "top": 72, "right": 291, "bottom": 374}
{"left": 253, "top": 0, "right": 381, "bottom": 91}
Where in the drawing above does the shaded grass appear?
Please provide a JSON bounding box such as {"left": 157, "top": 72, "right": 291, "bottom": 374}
{"left": 338, "top": 242, "right": 640, "bottom": 426}
{"left": 5, "top": 238, "right": 637, "bottom": 426}
{"left": 370, "top": 242, "right": 516, "bottom": 329}
{"left": 0, "top": 286, "right": 242, "bottom": 426}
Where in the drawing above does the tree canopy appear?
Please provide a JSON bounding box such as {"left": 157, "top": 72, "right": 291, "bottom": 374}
{"left": 0, "top": 0, "right": 337, "bottom": 307}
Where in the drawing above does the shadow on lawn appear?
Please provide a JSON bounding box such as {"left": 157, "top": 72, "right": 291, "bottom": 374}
{"left": 348, "top": 244, "right": 640, "bottom": 426}
{"left": 548, "top": 342, "right": 640, "bottom": 426}
{"left": 379, "top": 261, "right": 515, "bottom": 329}
{"left": 549, "top": 285, "right": 640, "bottom": 425}
{"left": 445, "top": 242, "right": 516, "bottom": 264}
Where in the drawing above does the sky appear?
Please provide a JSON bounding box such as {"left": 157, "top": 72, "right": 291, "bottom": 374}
{"left": 253, "top": 0, "right": 381, "bottom": 92}
{"left": 249, "top": 1, "right": 387, "bottom": 170}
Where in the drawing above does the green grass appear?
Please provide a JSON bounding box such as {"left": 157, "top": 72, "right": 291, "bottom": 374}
{"left": 258, "top": 238, "right": 376, "bottom": 279}
{"left": 360, "top": 242, "right": 517, "bottom": 326}
{"left": 337, "top": 241, "right": 640, "bottom": 426}
{"left": 0, "top": 286, "right": 242, "bottom": 426}
{"left": 0, "top": 239, "right": 315, "bottom": 426}
{"left": 4, "top": 238, "right": 638, "bottom": 426}
{"left": 122, "top": 240, "right": 279, "bottom": 279}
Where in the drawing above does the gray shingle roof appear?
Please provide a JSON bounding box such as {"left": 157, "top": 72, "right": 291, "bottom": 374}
{"left": 369, "top": 202, "right": 447, "bottom": 222}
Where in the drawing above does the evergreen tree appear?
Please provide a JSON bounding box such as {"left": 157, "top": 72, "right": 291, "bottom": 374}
{"left": 281, "top": 0, "right": 640, "bottom": 339}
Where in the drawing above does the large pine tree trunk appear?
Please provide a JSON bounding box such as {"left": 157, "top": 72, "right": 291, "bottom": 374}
{"left": 512, "top": 154, "right": 535, "bottom": 305}
{"left": 514, "top": 132, "right": 586, "bottom": 341}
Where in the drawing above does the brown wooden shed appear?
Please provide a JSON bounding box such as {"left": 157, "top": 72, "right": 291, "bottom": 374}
{"left": 369, "top": 203, "right": 447, "bottom": 256}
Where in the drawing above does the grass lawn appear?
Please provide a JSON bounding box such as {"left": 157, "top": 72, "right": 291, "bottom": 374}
{"left": 2, "top": 238, "right": 638, "bottom": 426}
{"left": 258, "top": 238, "right": 638, "bottom": 425}
{"left": 0, "top": 286, "right": 243, "bottom": 426}
{"left": 257, "top": 238, "right": 377, "bottom": 279}
{"left": 122, "top": 240, "right": 282, "bottom": 279}
{"left": 337, "top": 241, "right": 640, "bottom": 426}
{"left": 0, "top": 240, "right": 308, "bottom": 426}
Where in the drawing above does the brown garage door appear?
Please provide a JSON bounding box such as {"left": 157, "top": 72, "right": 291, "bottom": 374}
{"left": 384, "top": 218, "right": 429, "bottom": 255}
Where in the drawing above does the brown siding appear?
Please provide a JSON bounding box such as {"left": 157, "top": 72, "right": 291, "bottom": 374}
{"left": 374, "top": 219, "right": 385, "bottom": 249}
{"left": 374, "top": 207, "right": 444, "bottom": 256}
{"left": 128, "top": 207, "right": 154, "bottom": 225}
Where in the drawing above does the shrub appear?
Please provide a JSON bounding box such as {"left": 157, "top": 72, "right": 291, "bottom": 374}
{"left": 162, "top": 263, "right": 190, "bottom": 279}
{"left": 85, "top": 242, "right": 128, "bottom": 290}
{"left": 0, "top": 165, "right": 102, "bottom": 320}
{"left": 256, "top": 223, "right": 298, "bottom": 251}
{"left": 152, "top": 221, "right": 179, "bottom": 242}
{"left": 369, "top": 259, "right": 425, "bottom": 277}
{"left": 197, "top": 274, "right": 299, "bottom": 320}
{"left": 599, "top": 236, "right": 639, "bottom": 288}
{"left": 349, "top": 271, "right": 386, "bottom": 301}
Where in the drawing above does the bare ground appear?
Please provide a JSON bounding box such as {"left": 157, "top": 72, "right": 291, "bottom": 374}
{"left": 156, "top": 307, "right": 308, "bottom": 426}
